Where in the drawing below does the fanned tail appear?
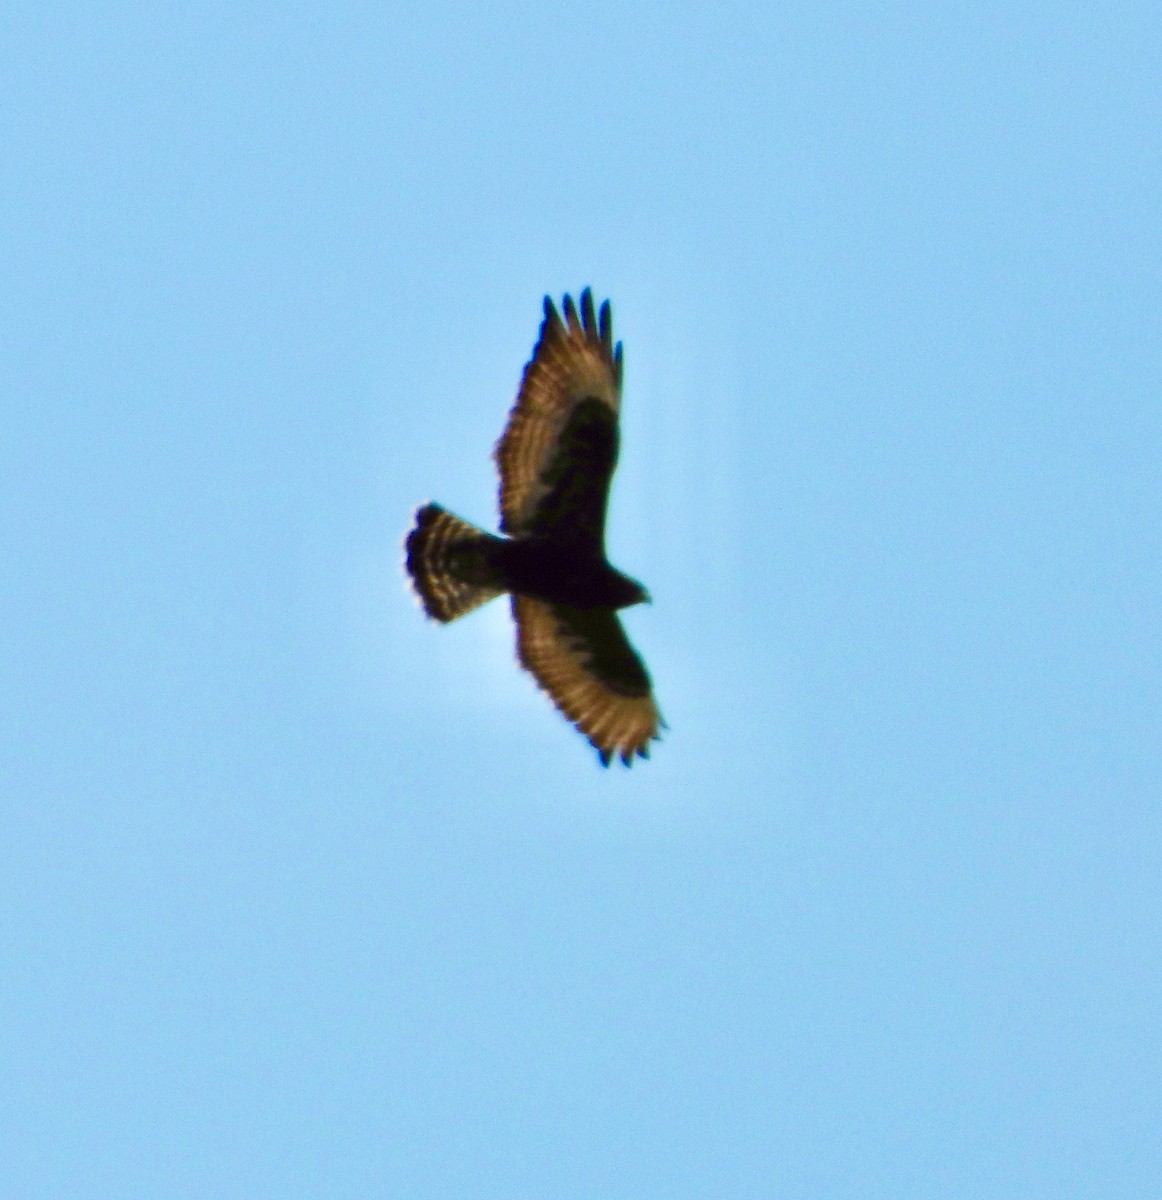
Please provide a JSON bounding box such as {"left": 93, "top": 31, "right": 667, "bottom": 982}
{"left": 404, "top": 504, "right": 506, "bottom": 622}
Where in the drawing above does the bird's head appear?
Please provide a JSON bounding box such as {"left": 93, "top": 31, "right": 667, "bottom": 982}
{"left": 609, "top": 569, "right": 651, "bottom": 610}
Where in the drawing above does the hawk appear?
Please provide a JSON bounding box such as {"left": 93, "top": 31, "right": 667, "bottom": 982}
{"left": 405, "top": 289, "right": 663, "bottom": 765}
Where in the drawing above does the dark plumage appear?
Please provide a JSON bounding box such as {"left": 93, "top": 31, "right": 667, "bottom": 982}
{"left": 405, "top": 289, "right": 663, "bottom": 765}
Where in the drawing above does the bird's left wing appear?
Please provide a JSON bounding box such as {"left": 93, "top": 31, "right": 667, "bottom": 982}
{"left": 495, "top": 290, "right": 622, "bottom": 546}
{"left": 513, "top": 595, "right": 663, "bottom": 765}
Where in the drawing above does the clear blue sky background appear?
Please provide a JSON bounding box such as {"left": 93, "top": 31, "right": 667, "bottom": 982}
{"left": 4, "top": 3, "right": 1160, "bottom": 1196}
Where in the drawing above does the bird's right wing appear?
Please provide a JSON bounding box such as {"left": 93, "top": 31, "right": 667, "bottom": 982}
{"left": 513, "top": 595, "right": 663, "bottom": 765}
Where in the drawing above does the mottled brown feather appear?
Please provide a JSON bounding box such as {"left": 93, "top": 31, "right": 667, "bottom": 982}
{"left": 513, "top": 595, "right": 663, "bottom": 765}
{"left": 405, "top": 504, "right": 504, "bottom": 622}
{"left": 494, "top": 288, "right": 623, "bottom": 538}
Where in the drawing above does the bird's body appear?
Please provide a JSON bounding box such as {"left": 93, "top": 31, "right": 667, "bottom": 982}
{"left": 405, "top": 290, "right": 663, "bottom": 765}
{"left": 496, "top": 537, "right": 648, "bottom": 611}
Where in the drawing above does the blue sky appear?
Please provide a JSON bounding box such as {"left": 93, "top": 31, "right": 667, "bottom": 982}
{"left": 4, "top": 2, "right": 1160, "bottom": 1196}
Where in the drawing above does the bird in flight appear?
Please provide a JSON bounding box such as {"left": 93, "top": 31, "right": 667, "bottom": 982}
{"left": 405, "top": 289, "right": 663, "bottom": 765}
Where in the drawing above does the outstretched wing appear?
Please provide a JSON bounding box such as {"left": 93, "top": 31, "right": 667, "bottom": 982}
{"left": 513, "top": 595, "right": 663, "bottom": 766}
{"left": 495, "top": 289, "right": 623, "bottom": 546}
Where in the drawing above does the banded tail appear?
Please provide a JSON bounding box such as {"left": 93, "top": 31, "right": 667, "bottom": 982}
{"left": 405, "top": 503, "right": 506, "bottom": 622}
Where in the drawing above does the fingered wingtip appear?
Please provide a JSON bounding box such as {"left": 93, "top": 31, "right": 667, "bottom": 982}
{"left": 562, "top": 292, "right": 580, "bottom": 331}
{"left": 593, "top": 735, "right": 659, "bottom": 769}
{"left": 580, "top": 288, "right": 596, "bottom": 334}
{"left": 544, "top": 289, "right": 614, "bottom": 353}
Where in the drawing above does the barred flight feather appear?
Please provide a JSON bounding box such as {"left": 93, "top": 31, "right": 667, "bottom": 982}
{"left": 405, "top": 503, "right": 504, "bottom": 623}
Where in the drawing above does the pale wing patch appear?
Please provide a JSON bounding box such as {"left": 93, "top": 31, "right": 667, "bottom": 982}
{"left": 512, "top": 595, "right": 662, "bottom": 766}
{"left": 495, "top": 289, "right": 622, "bottom": 536}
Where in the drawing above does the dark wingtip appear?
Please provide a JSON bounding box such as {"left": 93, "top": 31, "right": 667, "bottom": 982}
{"left": 598, "top": 299, "right": 612, "bottom": 350}
{"left": 580, "top": 288, "right": 596, "bottom": 333}
{"left": 562, "top": 293, "right": 580, "bottom": 330}
{"left": 542, "top": 295, "right": 563, "bottom": 335}
{"left": 595, "top": 737, "right": 657, "bottom": 768}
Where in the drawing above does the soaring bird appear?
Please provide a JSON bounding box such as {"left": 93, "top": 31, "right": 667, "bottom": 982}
{"left": 405, "top": 289, "right": 663, "bottom": 765}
